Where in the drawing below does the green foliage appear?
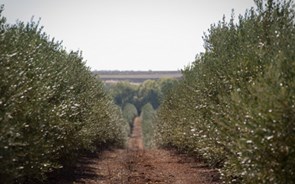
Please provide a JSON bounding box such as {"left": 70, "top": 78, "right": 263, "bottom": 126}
{"left": 0, "top": 8, "right": 127, "bottom": 183}
{"left": 141, "top": 103, "right": 156, "bottom": 148}
{"left": 137, "top": 80, "right": 160, "bottom": 109}
{"left": 122, "top": 103, "right": 138, "bottom": 124}
{"left": 108, "top": 81, "right": 138, "bottom": 108}
{"left": 137, "top": 79, "right": 177, "bottom": 110}
{"left": 157, "top": 0, "right": 295, "bottom": 183}
{"left": 108, "top": 78, "right": 177, "bottom": 111}
{"left": 122, "top": 103, "right": 138, "bottom": 135}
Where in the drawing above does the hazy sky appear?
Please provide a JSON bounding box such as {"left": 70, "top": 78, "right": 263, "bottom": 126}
{"left": 1, "top": 0, "right": 255, "bottom": 71}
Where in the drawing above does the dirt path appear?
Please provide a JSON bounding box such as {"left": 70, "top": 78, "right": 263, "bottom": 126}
{"left": 56, "top": 117, "right": 220, "bottom": 184}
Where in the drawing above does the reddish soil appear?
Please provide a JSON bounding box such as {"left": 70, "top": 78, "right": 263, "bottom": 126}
{"left": 55, "top": 117, "right": 220, "bottom": 184}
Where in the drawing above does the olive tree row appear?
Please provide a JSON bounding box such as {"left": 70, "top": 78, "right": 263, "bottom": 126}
{"left": 0, "top": 7, "right": 127, "bottom": 183}
{"left": 156, "top": 0, "right": 295, "bottom": 183}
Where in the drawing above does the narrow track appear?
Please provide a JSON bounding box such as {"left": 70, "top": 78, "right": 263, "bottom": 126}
{"left": 55, "top": 117, "right": 220, "bottom": 184}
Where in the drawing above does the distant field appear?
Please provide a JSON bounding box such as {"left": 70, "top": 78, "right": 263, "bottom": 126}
{"left": 93, "top": 70, "right": 182, "bottom": 83}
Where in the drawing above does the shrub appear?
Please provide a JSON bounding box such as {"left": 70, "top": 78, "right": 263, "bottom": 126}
{"left": 141, "top": 103, "right": 156, "bottom": 148}
{"left": 122, "top": 103, "right": 138, "bottom": 135}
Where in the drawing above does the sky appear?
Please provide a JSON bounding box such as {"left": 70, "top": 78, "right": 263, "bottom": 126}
{"left": 0, "top": 0, "right": 256, "bottom": 71}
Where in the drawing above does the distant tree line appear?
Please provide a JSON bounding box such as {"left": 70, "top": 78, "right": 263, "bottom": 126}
{"left": 106, "top": 78, "right": 177, "bottom": 112}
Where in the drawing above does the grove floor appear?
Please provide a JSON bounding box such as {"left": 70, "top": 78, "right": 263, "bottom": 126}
{"left": 55, "top": 117, "right": 220, "bottom": 184}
